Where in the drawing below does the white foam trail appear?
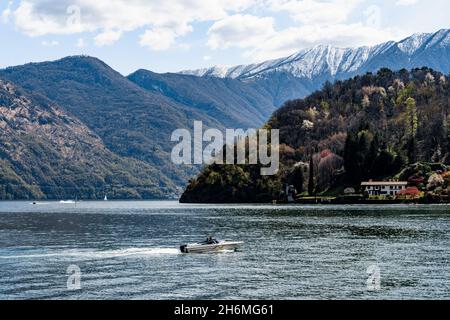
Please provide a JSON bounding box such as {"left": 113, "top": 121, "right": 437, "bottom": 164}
{"left": 0, "top": 247, "right": 180, "bottom": 260}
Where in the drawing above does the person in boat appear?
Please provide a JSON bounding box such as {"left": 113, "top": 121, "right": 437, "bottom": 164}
{"left": 205, "top": 236, "right": 218, "bottom": 244}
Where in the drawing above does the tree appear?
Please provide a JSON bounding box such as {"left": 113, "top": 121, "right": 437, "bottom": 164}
{"left": 405, "top": 97, "right": 418, "bottom": 137}
{"left": 372, "top": 149, "right": 395, "bottom": 177}
{"left": 356, "top": 130, "right": 371, "bottom": 181}
{"left": 366, "top": 134, "right": 380, "bottom": 176}
{"left": 308, "top": 155, "right": 315, "bottom": 195}
{"left": 427, "top": 173, "right": 444, "bottom": 190}
{"left": 288, "top": 166, "right": 304, "bottom": 194}
{"left": 406, "top": 137, "right": 417, "bottom": 164}
{"left": 344, "top": 131, "right": 366, "bottom": 183}
{"left": 392, "top": 154, "right": 406, "bottom": 173}
{"left": 317, "top": 152, "right": 344, "bottom": 188}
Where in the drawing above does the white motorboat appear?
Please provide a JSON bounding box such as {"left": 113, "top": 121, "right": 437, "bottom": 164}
{"left": 180, "top": 238, "right": 244, "bottom": 253}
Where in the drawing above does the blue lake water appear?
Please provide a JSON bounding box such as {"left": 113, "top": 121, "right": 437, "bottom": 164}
{"left": 0, "top": 201, "right": 449, "bottom": 300}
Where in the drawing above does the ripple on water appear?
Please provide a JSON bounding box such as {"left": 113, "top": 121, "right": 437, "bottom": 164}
{"left": 0, "top": 201, "right": 449, "bottom": 299}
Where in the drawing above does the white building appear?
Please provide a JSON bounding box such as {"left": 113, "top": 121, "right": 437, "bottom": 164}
{"left": 361, "top": 180, "right": 408, "bottom": 196}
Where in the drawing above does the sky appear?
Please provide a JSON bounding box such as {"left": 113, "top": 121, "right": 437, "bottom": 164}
{"left": 0, "top": 0, "right": 449, "bottom": 75}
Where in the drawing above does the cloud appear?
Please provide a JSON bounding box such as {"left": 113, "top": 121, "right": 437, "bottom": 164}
{"left": 76, "top": 38, "right": 85, "bottom": 48}
{"left": 41, "top": 40, "right": 59, "bottom": 46}
{"left": 395, "top": 0, "right": 418, "bottom": 5}
{"left": 140, "top": 23, "right": 193, "bottom": 51}
{"left": 206, "top": 1, "right": 407, "bottom": 62}
{"left": 178, "top": 43, "right": 191, "bottom": 51}
{"left": 207, "top": 14, "right": 275, "bottom": 50}
{"left": 245, "top": 23, "right": 402, "bottom": 61}
{"left": 10, "top": 0, "right": 256, "bottom": 50}
{"left": 7, "top": 0, "right": 422, "bottom": 61}
{"left": 267, "top": 0, "right": 362, "bottom": 25}
{"left": 94, "top": 30, "right": 122, "bottom": 46}
{"left": 140, "top": 29, "right": 177, "bottom": 51}
{"left": 1, "top": 1, "right": 13, "bottom": 24}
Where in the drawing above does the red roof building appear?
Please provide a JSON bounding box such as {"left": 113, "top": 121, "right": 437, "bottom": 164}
{"left": 397, "top": 187, "right": 421, "bottom": 197}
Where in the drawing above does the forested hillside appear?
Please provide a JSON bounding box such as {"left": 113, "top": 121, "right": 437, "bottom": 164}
{"left": 181, "top": 68, "right": 450, "bottom": 203}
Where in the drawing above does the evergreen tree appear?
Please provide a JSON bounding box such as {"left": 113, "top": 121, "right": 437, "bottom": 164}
{"left": 392, "top": 154, "right": 406, "bottom": 173}
{"left": 344, "top": 132, "right": 357, "bottom": 179}
{"left": 372, "top": 149, "right": 395, "bottom": 177}
{"left": 406, "top": 137, "right": 417, "bottom": 164}
{"left": 288, "top": 166, "right": 304, "bottom": 194}
{"left": 356, "top": 131, "right": 371, "bottom": 181}
{"left": 366, "top": 133, "right": 380, "bottom": 177}
{"left": 405, "top": 97, "right": 418, "bottom": 137}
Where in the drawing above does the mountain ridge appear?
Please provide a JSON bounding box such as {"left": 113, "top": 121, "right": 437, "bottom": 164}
{"left": 182, "top": 29, "right": 450, "bottom": 80}
{"left": 181, "top": 29, "right": 450, "bottom": 105}
{"left": 127, "top": 69, "right": 276, "bottom": 128}
{"left": 0, "top": 55, "right": 216, "bottom": 188}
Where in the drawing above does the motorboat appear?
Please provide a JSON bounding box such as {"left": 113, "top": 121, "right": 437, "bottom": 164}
{"left": 180, "top": 238, "right": 244, "bottom": 253}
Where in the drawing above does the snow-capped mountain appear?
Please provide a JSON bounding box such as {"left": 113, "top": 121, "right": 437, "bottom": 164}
{"left": 181, "top": 29, "right": 450, "bottom": 105}
{"left": 183, "top": 42, "right": 391, "bottom": 80}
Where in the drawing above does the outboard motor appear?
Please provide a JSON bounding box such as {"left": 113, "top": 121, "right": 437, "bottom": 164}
{"left": 180, "top": 245, "right": 187, "bottom": 253}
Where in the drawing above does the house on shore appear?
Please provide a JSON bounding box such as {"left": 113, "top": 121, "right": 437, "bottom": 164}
{"left": 361, "top": 180, "right": 408, "bottom": 196}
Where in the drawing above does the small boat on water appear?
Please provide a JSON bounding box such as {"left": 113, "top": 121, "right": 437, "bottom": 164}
{"left": 59, "top": 200, "right": 76, "bottom": 204}
{"left": 180, "top": 237, "right": 244, "bottom": 253}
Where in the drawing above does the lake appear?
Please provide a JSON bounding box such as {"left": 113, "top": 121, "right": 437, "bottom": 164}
{"left": 0, "top": 201, "right": 449, "bottom": 299}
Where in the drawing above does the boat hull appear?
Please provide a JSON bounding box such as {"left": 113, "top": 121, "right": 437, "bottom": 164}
{"left": 180, "top": 241, "right": 244, "bottom": 253}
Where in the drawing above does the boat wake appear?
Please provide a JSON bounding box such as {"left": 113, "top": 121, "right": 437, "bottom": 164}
{"left": 0, "top": 247, "right": 181, "bottom": 260}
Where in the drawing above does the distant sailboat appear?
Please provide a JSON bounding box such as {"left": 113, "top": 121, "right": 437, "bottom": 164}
{"left": 104, "top": 195, "right": 108, "bottom": 201}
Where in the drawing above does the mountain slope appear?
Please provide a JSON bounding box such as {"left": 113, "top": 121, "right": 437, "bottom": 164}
{"left": 182, "top": 29, "right": 450, "bottom": 105}
{"left": 0, "top": 79, "right": 176, "bottom": 200}
{"left": 127, "top": 70, "right": 276, "bottom": 128}
{"left": 0, "top": 56, "right": 226, "bottom": 187}
{"left": 0, "top": 56, "right": 282, "bottom": 192}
